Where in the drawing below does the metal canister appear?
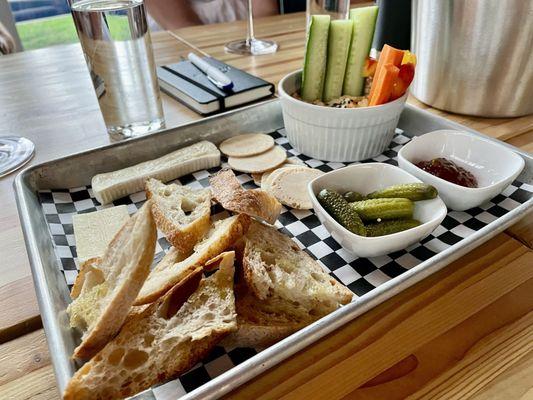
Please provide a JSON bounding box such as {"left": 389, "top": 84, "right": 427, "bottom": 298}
{"left": 411, "top": 0, "right": 533, "bottom": 117}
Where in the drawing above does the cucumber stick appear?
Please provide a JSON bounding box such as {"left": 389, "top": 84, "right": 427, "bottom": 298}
{"left": 322, "top": 19, "right": 353, "bottom": 102}
{"left": 301, "top": 15, "right": 330, "bottom": 102}
{"left": 343, "top": 6, "right": 379, "bottom": 96}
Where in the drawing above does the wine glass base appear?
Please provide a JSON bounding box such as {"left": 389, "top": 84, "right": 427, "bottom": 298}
{"left": 0, "top": 136, "right": 35, "bottom": 178}
{"left": 225, "top": 38, "right": 278, "bottom": 55}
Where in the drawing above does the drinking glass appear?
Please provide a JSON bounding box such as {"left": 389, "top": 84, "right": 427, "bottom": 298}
{"left": 70, "top": 0, "right": 165, "bottom": 139}
{"left": 224, "top": 0, "right": 278, "bottom": 55}
{"left": 306, "top": 0, "right": 350, "bottom": 27}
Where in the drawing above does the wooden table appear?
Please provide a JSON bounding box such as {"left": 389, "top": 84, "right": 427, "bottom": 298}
{"left": 1, "top": 12, "right": 532, "bottom": 400}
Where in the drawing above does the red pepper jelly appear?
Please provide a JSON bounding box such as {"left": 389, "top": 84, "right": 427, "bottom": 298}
{"left": 416, "top": 158, "right": 478, "bottom": 188}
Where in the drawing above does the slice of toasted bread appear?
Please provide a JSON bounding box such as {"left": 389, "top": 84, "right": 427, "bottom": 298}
{"left": 222, "top": 285, "right": 313, "bottom": 349}
{"left": 63, "top": 253, "right": 237, "bottom": 400}
{"left": 242, "top": 220, "right": 353, "bottom": 319}
{"left": 146, "top": 178, "right": 211, "bottom": 254}
{"left": 135, "top": 214, "right": 250, "bottom": 305}
{"left": 210, "top": 168, "right": 282, "bottom": 224}
{"left": 67, "top": 201, "right": 157, "bottom": 360}
{"left": 71, "top": 257, "right": 102, "bottom": 300}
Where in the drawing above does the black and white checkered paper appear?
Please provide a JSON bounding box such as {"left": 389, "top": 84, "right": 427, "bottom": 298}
{"left": 38, "top": 128, "right": 532, "bottom": 399}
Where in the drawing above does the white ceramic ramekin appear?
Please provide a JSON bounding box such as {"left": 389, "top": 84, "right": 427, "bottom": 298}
{"left": 398, "top": 129, "right": 526, "bottom": 211}
{"left": 278, "top": 69, "right": 407, "bottom": 162}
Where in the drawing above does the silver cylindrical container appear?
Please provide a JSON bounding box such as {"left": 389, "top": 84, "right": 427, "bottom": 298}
{"left": 411, "top": 0, "right": 533, "bottom": 117}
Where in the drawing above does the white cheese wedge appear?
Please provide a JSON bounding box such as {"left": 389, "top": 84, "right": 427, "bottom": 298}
{"left": 91, "top": 141, "right": 221, "bottom": 205}
{"left": 73, "top": 205, "right": 130, "bottom": 265}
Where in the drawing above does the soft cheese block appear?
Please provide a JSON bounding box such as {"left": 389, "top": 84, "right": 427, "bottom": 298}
{"left": 91, "top": 141, "right": 221, "bottom": 204}
{"left": 73, "top": 205, "right": 130, "bottom": 265}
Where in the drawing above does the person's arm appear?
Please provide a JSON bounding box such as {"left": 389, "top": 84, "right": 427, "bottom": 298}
{"left": 144, "top": 0, "right": 202, "bottom": 30}
{"left": 0, "top": 21, "right": 15, "bottom": 54}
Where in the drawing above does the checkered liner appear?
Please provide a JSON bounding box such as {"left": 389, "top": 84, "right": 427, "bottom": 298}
{"left": 38, "top": 128, "right": 532, "bottom": 399}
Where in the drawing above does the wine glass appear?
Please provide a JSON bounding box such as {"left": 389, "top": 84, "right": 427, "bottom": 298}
{"left": 224, "top": 0, "right": 278, "bottom": 55}
{"left": 0, "top": 136, "right": 35, "bottom": 177}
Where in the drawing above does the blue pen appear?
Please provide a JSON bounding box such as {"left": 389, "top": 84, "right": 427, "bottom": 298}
{"left": 188, "top": 53, "right": 234, "bottom": 91}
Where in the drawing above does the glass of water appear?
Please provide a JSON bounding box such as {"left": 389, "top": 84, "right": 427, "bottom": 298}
{"left": 70, "top": 0, "right": 165, "bottom": 139}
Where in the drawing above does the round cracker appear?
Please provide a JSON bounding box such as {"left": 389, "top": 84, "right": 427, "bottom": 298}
{"left": 228, "top": 146, "right": 287, "bottom": 174}
{"left": 261, "top": 164, "right": 304, "bottom": 191}
{"left": 219, "top": 133, "right": 275, "bottom": 157}
{"left": 268, "top": 167, "right": 324, "bottom": 210}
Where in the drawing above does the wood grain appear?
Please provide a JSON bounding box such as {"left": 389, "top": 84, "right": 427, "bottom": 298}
{"left": 0, "top": 366, "right": 59, "bottom": 400}
{"left": 0, "top": 330, "right": 50, "bottom": 386}
{"left": 0, "top": 276, "right": 41, "bottom": 343}
{"left": 346, "top": 275, "right": 533, "bottom": 399}
{"left": 0, "top": 330, "right": 59, "bottom": 400}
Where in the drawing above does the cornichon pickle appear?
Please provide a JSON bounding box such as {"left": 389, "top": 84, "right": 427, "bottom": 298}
{"left": 366, "top": 219, "right": 421, "bottom": 237}
{"left": 366, "top": 183, "right": 438, "bottom": 201}
{"left": 349, "top": 198, "right": 413, "bottom": 221}
{"left": 317, "top": 189, "right": 366, "bottom": 236}
{"left": 343, "top": 191, "right": 365, "bottom": 202}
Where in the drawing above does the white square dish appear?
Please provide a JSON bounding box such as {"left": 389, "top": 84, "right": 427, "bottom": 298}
{"left": 308, "top": 163, "right": 447, "bottom": 258}
{"left": 397, "top": 130, "right": 525, "bottom": 211}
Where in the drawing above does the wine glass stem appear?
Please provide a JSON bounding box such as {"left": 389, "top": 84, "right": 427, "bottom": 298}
{"left": 246, "top": 0, "right": 255, "bottom": 45}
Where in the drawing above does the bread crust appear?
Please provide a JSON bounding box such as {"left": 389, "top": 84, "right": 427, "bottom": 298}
{"left": 64, "top": 260, "right": 237, "bottom": 400}
{"left": 242, "top": 220, "right": 353, "bottom": 318}
{"left": 222, "top": 285, "right": 312, "bottom": 349}
{"left": 70, "top": 201, "right": 157, "bottom": 360}
{"left": 210, "top": 168, "right": 282, "bottom": 224}
{"left": 146, "top": 179, "right": 211, "bottom": 254}
{"left": 135, "top": 214, "right": 250, "bottom": 305}
{"left": 71, "top": 257, "right": 101, "bottom": 300}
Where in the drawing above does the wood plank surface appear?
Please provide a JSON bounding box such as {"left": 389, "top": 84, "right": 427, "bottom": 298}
{"left": 0, "top": 276, "right": 41, "bottom": 344}
{"left": 0, "top": 10, "right": 531, "bottom": 400}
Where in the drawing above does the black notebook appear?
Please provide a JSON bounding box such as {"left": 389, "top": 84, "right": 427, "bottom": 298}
{"left": 157, "top": 57, "right": 275, "bottom": 115}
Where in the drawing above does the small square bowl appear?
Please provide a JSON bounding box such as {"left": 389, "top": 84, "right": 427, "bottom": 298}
{"left": 397, "top": 130, "right": 525, "bottom": 211}
{"left": 308, "top": 163, "right": 447, "bottom": 258}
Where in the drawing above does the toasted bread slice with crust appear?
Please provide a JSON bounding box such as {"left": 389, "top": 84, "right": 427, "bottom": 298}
{"left": 67, "top": 201, "right": 157, "bottom": 360}
{"left": 146, "top": 178, "right": 211, "bottom": 254}
{"left": 63, "top": 253, "right": 237, "bottom": 400}
{"left": 135, "top": 214, "right": 250, "bottom": 305}
{"left": 71, "top": 257, "right": 102, "bottom": 300}
{"left": 242, "top": 220, "right": 353, "bottom": 320}
{"left": 210, "top": 168, "right": 282, "bottom": 224}
{"left": 222, "top": 284, "right": 314, "bottom": 349}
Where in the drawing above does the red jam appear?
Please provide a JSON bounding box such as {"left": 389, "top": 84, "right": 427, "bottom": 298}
{"left": 416, "top": 158, "right": 478, "bottom": 188}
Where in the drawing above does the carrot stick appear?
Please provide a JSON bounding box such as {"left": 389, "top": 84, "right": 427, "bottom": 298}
{"left": 368, "top": 44, "right": 404, "bottom": 102}
{"left": 369, "top": 63, "right": 399, "bottom": 106}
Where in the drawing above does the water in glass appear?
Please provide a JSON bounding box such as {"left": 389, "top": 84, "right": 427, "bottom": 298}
{"left": 71, "top": 0, "right": 164, "bottom": 138}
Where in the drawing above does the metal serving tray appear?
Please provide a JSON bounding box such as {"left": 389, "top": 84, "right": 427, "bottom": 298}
{"left": 14, "top": 99, "right": 533, "bottom": 399}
